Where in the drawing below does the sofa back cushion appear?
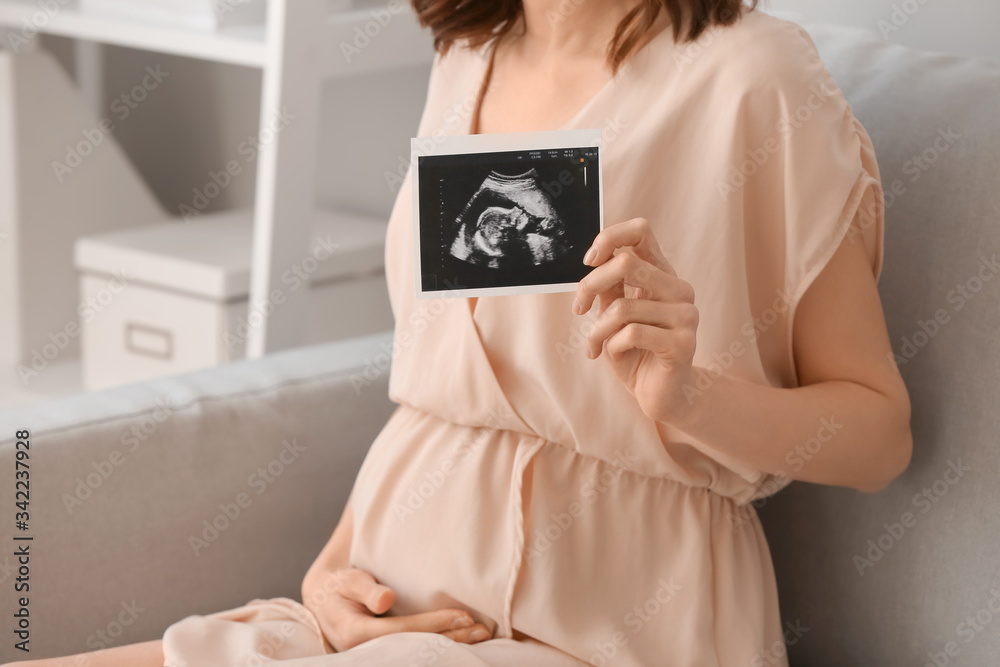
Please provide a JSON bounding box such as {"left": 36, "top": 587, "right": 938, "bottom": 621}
{"left": 758, "top": 14, "right": 1000, "bottom": 666}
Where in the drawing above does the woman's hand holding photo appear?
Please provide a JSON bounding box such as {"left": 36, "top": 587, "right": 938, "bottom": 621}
{"left": 573, "top": 216, "right": 701, "bottom": 425}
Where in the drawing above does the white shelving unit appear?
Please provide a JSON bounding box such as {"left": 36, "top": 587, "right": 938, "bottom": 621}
{"left": 0, "top": 0, "right": 433, "bottom": 357}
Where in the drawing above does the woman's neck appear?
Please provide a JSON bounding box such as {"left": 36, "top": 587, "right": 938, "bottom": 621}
{"left": 518, "top": 0, "right": 663, "bottom": 60}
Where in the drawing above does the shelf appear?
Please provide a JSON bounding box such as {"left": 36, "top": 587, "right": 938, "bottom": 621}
{"left": 0, "top": 1, "right": 267, "bottom": 67}
{"left": 0, "top": 0, "right": 430, "bottom": 357}
{"left": 0, "top": 2, "right": 434, "bottom": 73}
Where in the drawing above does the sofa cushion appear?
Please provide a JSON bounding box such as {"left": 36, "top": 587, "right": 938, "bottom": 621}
{"left": 0, "top": 332, "right": 396, "bottom": 660}
{"left": 758, "top": 13, "right": 1000, "bottom": 667}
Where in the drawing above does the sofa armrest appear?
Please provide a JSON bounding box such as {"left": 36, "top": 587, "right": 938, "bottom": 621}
{"left": 0, "top": 331, "right": 396, "bottom": 661}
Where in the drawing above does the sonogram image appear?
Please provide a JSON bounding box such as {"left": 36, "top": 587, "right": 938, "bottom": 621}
{"left": 415, "top": 142, "right": 601, "bottom": 296}
{"left": 449, "top": 169, "right": 572, "bottom": 269}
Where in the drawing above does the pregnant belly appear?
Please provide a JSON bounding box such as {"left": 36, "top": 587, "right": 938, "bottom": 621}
{"left": 346, "top": 404, "right": 786, "bottom": 667}
{"left": 347, "top": 403, "right": 538, "bottom": 637}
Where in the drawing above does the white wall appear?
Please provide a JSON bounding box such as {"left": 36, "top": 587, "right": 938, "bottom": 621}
{"left": 764, "top": 0, "right": 1000, "bottom": 63}
{"left": 33, "top": 33, "right": 433, "bottom": 225}
{"left": 41, "top": 1, "right": 997, "bottom": 227}
{"left": 93, "top": 44, "right": 431, "bottom": 223}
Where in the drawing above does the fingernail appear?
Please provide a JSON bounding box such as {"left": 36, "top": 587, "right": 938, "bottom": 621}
{"left": 453, "top": 615, "right": 473, "bottom": 629}
{"left": 470, "top": 628, "right": 490, "bottom": 641}
{"left": 583, "top": 247, "right": 597, "bottom": 265}
{"left": 572, "top": 297, "right": 581, "bottom": 314}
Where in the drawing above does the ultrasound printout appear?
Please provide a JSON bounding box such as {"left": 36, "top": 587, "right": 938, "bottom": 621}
{"left": 412, "top": 129, "right": 603, "bottom": 298}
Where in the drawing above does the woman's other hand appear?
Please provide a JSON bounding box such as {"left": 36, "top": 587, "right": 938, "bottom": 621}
{"left": 573, "top": 217, "right": 699, "bottom": 424}
{"left": 304, "top": 566, "right": 492, "bottom": 653}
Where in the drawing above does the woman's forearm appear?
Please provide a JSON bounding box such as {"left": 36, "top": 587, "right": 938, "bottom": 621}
{"left": 302, "top": 499, "right": 354, "bottom": 603}
{"left": 672, "top": 370, "right": 912, "bottom": 493}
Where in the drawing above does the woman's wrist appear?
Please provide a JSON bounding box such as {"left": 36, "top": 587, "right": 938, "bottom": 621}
{"left": 665, "top": 364, "right": 715, "bottom": 430}
{"left": 303, "top": 564, "right": 347, "bottom": 611}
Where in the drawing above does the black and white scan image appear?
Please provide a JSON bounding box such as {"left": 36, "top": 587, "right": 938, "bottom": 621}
{"left": 450, "top": 169, "right": 571, "bottom": 268}
{"left": 413, "top": 130, "right": 602, "bottom": 298}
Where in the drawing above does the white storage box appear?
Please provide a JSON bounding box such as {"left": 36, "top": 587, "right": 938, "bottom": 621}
{"left": 80, "top": 0, "right": 267, "bottom": 30}
{"left": 74, "top": 208, "right": 394, "bottom": 391}
{"left": 0, "top": 49, "right": 164, "bottom": 370}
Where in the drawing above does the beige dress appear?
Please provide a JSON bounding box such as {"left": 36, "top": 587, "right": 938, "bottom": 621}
{"left": 162, "top": 10, "right": 884, "bottom": 667}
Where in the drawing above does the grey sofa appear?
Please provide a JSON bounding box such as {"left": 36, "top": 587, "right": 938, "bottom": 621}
{"left": 757, "top": 12, "right": 1000, "bottom": 667}
{"left": 0, "top": 332, "right": 398, "bottom": 663}
{"left": 2, "top": 15, "right": 999, "bottom": 666}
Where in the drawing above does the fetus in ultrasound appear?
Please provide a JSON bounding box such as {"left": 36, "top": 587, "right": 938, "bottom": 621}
{"left": 449, "top": 168, "right": 572, "bottom": 269}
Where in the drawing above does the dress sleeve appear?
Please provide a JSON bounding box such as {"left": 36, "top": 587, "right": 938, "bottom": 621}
{"left": 723, "top": 20, "right": 886, "bottom": 500}
{"left": 734, "top": 19, "right": 886, "bottom": 391}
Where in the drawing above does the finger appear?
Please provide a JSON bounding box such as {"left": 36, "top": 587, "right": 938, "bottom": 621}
{"left": 583, "top": 218, "right": 675, "bottom": 274}
{"left": 604, "top": 323, "right": 696, "bottom": 364}
{"left": 366, "top": 608, "right": 476, "bottom": 637}
{"left": 441, "top": 623, "right": 493, "bottom": 644}
{"left": 577, "top": 252, "right": 661, "bottom": 315}
{"left": 334, "top": 568, "right": 395, "bottom": 615}
{"left": 586, "top": 299, "right": 698, "bottom": 359}
{"left": 594, "top": 263, "right": 626, "bottom": 318}
{"left": 332, "top": 608, "right": 475, "bottom": 653}
{"left": 576, "top": 252, "right": 691, "bottom": 315}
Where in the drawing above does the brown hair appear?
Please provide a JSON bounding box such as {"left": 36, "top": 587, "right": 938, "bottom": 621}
{"left": 410, "top": 0, "right": 758, "bottom": 73}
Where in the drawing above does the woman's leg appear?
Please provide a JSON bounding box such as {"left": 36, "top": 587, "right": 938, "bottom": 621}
{"left": 5, "top": 639, "right": 163, "bottom": 667}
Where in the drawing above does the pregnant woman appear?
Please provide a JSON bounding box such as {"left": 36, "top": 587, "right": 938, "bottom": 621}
{"left": 13, "top": 0, "right": 912, "bottom": 665}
